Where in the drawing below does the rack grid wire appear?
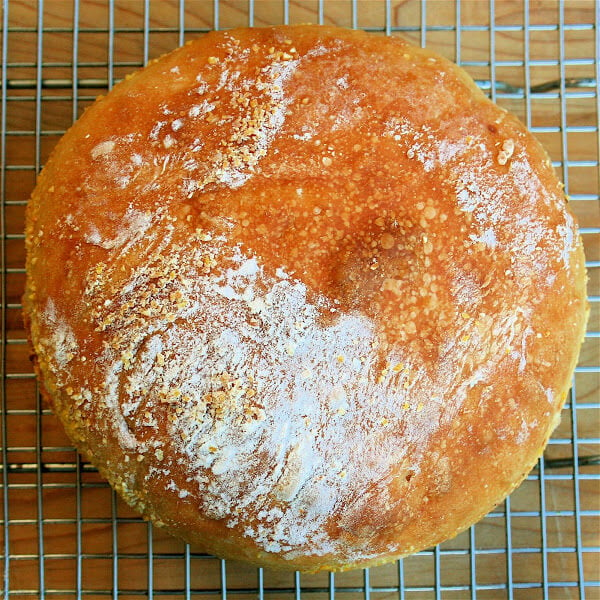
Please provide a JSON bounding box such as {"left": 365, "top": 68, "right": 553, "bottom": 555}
{"left": 1, "top": 0, "right": 599, "bottom": 598}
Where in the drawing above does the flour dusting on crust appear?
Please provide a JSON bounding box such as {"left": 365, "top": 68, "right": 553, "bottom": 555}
{"left": 24, "top": 25, "right": 587, "bottom": 571}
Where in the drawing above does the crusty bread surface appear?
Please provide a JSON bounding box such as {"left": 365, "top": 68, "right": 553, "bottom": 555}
{"left": 24, "top": 25, "right": 588, "bottom": 572}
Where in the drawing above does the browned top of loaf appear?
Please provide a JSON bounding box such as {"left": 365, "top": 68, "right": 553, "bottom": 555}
{"left": 24, "top": 25, "right": 588, "bottom": 571}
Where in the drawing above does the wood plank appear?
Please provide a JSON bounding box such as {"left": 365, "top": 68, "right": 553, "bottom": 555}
{"left": 2, "top": 0, "right": 598, "bottom": 597}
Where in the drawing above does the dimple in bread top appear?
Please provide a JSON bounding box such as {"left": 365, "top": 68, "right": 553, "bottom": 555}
{"left": 24, "top": 25, "right": 587, "bottom": 572}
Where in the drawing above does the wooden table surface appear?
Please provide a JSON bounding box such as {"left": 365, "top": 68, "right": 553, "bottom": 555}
{"left": 1, "top": 1, "right": 598, "bottom": 598}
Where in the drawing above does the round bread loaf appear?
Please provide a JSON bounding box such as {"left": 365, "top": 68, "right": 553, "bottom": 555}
{"left": 24, "top": 25, "right": 588, "bottom": 572}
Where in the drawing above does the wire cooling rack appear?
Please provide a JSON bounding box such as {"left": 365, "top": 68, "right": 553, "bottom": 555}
{"left": 1, "top": 0, "right": 599, "bottom": 598}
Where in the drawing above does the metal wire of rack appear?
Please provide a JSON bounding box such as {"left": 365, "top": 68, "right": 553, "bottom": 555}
{"left": 1, "top": 0, "right": 598, "bottom": 598}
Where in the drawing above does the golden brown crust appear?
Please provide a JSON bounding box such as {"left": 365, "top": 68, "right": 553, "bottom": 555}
{"left": 24, "top": 25, "right": 588, "bottom": 572}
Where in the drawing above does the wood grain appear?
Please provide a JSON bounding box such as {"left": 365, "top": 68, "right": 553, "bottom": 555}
{"left": 2, "top": 0, "right": 598, "bottom": 597}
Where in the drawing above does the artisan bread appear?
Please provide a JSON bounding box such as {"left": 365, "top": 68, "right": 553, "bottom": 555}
{"left": 24, "top": 25, "right": 588, "bottom": 572}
